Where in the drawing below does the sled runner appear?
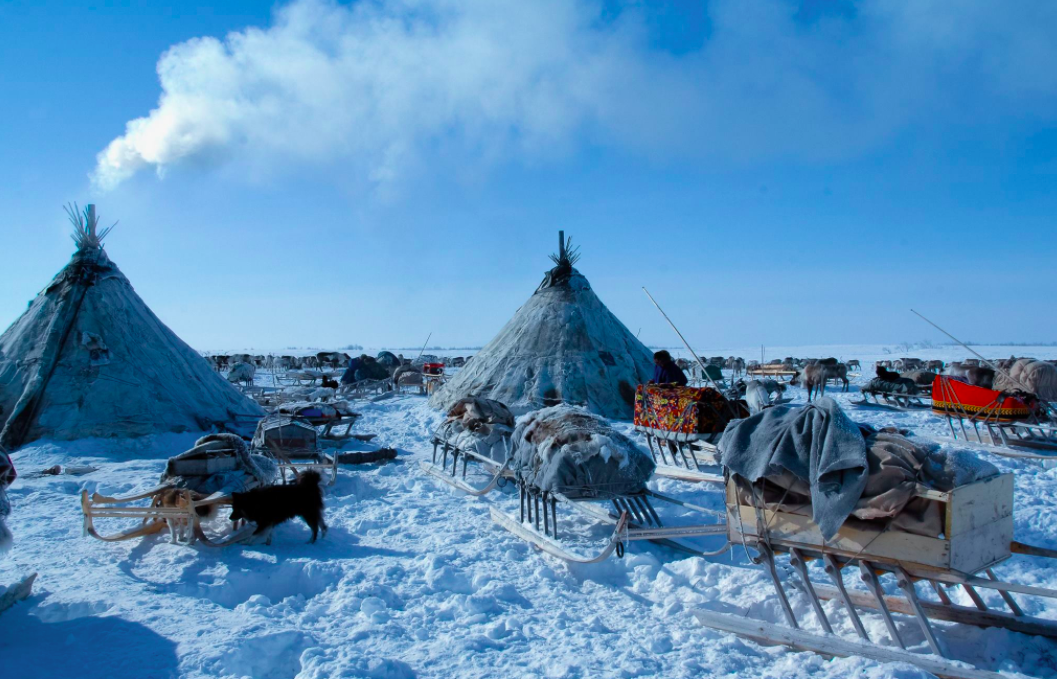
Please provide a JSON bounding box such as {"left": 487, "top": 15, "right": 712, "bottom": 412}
{"left": 489, "top": 483, "right": 728, "bottom": 564}
{"left": 692, "top": 473, "right": 1057, "bottom": 679}
{"left": 80, "top": 485, "right": 253, "bottom": 547}
{"left": 930, "top": 376, "right": 1057, "bottom": 459}
{"left": 854, "top": 384, "right": 932, "bottom": 411}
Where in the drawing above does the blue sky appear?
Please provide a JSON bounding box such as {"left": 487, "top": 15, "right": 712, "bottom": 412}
{"left": 1, "top": 0, "right": 1055, "bottom": 351}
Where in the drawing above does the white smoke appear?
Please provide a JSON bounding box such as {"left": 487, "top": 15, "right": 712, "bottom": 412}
{"left": 92, "top": 0, "right": 1057, "bottom": 191}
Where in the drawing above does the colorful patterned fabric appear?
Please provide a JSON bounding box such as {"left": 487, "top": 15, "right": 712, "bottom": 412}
{"left": 634, "top": 384, "right": 745, "bottom": 435}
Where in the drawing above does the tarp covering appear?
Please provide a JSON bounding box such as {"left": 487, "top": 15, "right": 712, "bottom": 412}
{"left": 862, "top": 377, "right": 919, "bottom": 396}
{"left": 719, "top": 398, "right": 868, "bottom": 539}
{"left": 428, "top": 247, "right": 653, "bottom": 419}
{"left": 161, "top": 433, "right": 276, "bottom": 495}
{"left": 734, "top": 427, "right": 999, "bottom": 538}
{"left": 0, "top": 244, "right": 263, "bottom": 448}
{"left": 511, "top": 405, "right": 655, "bottom": 499}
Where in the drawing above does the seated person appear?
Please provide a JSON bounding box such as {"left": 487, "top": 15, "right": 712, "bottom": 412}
{"left": 650, "top": 350, "right": 688, "bottom": 386}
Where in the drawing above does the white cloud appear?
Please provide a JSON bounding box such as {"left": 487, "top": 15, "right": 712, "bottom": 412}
{"left": 92, "top": 0, "right": 1057, "bottom": 190}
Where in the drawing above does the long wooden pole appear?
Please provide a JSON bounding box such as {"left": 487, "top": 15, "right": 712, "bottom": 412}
{"left": 415, "top": 332, "right": 432, "bottom": 361}
{"left": 910, "top": 309, "right": 1046, "bottom": 405}
{"left": 642, "top": 287, "right": 725, "bottom": 394}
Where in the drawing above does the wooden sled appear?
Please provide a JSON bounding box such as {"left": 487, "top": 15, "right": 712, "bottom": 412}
{"left": 635, "top": 426, "right": 724, "bottom": 484}
{"left": 747, "top": 365, "right": 798, "bottom": 381}
{"left": 81, "top": 485, "right": 253, "bottom": 547}
{"left": 695, "top": 473, "right": 1057, "bottom": 679}
{"left": 419, "top": 431, "right": 514, "bottom": 497}
{"left": 854, "top": 387, "right": 932, "bottom": 411}
{"left": 490, "top": 482, "right": 728, "bottom": 563}
{"left": 273, "top": 449, "right": 340, "bottom": 486}
{"left": 931, "top": 376, "right": 1057, "bottom": 459}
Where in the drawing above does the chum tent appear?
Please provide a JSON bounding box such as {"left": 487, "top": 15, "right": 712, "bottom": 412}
{"left": 0, "top": 204, "right": 263, "bottom": 449}
{"left": 429, "top": 233, "right": 654, "bottom": 419}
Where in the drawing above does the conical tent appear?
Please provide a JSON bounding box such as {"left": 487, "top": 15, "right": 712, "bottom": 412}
{"left": 429, "top": 233, "right": 654, "bottom": 419}
{"left": 0, "top": 205, "right": 263, "bottom": 449}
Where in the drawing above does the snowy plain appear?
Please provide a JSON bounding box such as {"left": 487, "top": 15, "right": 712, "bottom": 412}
{"left": 2, "top": 344, "right": 1057, "bottom": 679}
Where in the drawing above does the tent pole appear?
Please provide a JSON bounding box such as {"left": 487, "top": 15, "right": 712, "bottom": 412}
{"left": 415, "top": 332, "right": 432, "bottom": 361}
{"left": 910, "top": 309, "right": 1052, "bottom": 415}
{"left": 642, "top": 287, "right": 725, "bottom": 394}
{"left": 910, "top": 309, "right": 1035, "bottom": 393}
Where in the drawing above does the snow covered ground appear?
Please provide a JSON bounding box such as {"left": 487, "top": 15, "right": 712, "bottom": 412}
{"left": 3, "top": 345, "right": 1057, "bottom": 679}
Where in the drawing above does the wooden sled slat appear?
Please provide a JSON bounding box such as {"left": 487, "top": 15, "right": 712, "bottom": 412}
{"left": 693, "top": 609, "right": 1010, "bottom": 679}
{"left": 418, "top": 459, "right": 512, "bottom": 497}
{"left": 805, "top": 582, "right": 1057, "bottom": 640}
{"left": 490, "top": 506, "right": 629, "bottom": 564}
{"left": 91, "top": 483, "right": 174, "bottom": 505}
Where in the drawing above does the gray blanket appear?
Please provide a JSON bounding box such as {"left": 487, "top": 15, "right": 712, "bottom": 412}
{"left": 719, "top": 398, "right": 868, "bottom": 539}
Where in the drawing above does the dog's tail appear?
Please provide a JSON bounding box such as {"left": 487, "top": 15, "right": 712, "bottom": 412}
{"left": 298, "top": 470, "right": 323, "bottom": 486}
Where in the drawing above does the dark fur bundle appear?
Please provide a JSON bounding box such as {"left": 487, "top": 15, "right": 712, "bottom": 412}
{"left": 230, "top": 470, "right": 327, "bottom": 544}
{"left": 876, "top": 366, "right": 902, "bottom": 382}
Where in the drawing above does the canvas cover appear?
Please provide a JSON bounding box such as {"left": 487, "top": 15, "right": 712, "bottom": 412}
{"left": 429, "top": 243, "right": 653, "bottom": 419}
{"left": 0, "top": 240, "right": 263, "bottom": 448}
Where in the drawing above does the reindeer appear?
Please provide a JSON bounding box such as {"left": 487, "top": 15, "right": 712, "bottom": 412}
{"left": 792, "top": 362, "right": 849, "bottom": 401}
{"left": 846, "top": 359, "right": 861, "bottom": 372}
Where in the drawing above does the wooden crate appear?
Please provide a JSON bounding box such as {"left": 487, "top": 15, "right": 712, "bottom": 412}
{"left": 727, "top": 473, "right": 1013, "bottom": 574}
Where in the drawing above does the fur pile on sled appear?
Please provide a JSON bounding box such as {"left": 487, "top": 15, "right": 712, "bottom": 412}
{"left": 227, "top": 361, "right": 256, "bottom": 384}
{"left": 511, "top": 405, "right": 655, "bottom": 499}
{"left": 160, "top": 433, "right": 276, "bottom": 495}
{"left": 994, "top": 359, "right": 1057, "bottom": 401}
{"left": 437, "top": 397, "right": 515, "bottom": 463}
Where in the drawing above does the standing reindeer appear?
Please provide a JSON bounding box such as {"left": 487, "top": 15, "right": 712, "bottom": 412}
{"left": 791, "top": 362, "right": 850, "bottom": 401}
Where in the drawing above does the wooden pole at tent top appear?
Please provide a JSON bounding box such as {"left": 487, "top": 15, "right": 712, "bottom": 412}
{"left": 87, "top": 204, "right": 95, "bottom": 225}
{"left": 559, "top": 230, "right": 566, "bottom": 260}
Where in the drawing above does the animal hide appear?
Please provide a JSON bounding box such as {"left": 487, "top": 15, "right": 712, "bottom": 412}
{"left": 995, "top": 359, "right": 1057, "bottom": 400}
{"left": 512, "top": 405, "right": 655, "bottom": 499}
{"left": 438, "top": 397, "right": 516, "bottom": 463}
{"left": 863, "top": 377, "right": 918, "bottom": 395}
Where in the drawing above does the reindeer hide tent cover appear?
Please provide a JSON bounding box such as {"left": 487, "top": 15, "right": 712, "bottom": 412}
{"left": 429, "top": 234, "right": 654, "bottom": 419}
{"left": 0, "top": 205, "right": 263, "bottom": 449}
